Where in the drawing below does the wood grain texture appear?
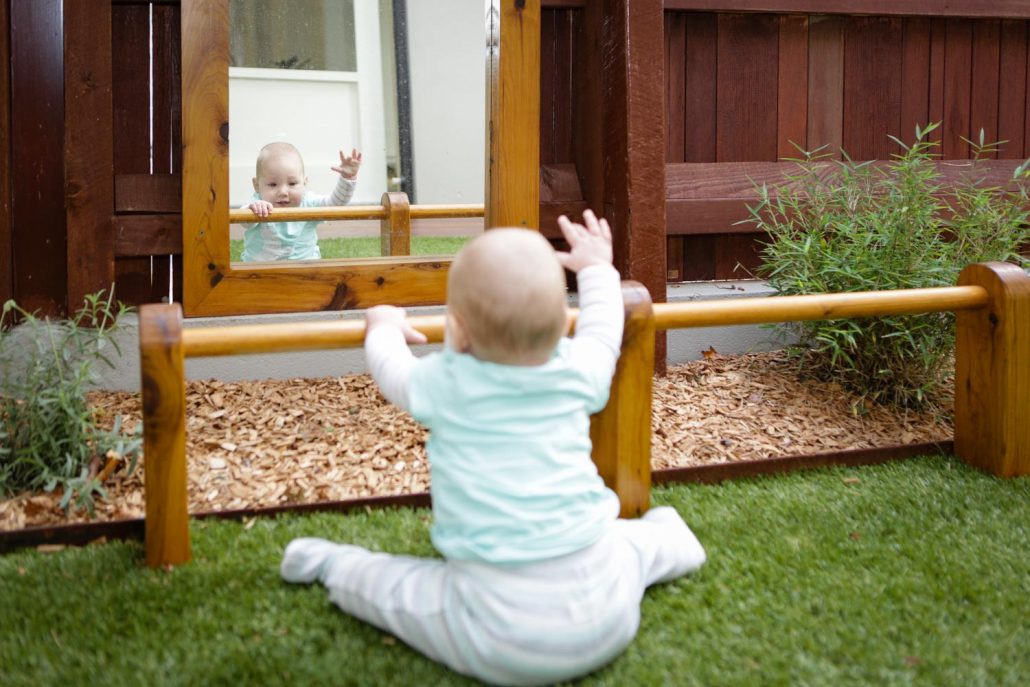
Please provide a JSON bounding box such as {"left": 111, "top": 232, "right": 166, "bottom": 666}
{"left": 114, "top": 215, "right": 183, "bottom": 256}
{"left": 955, "top": 262, "right": 1030, "bottom": 477}
{"left": 486, "top": 0, "right": 540, "bottom": 230}
{"left": 140, "top": 304, "right": 191, "bottom": 568}
{"left": 380, "top": 192, "right": 411, "bottom": 257}
{"left": 116, "top": 174, "right": 182, "bottom": 213}
{"left": 928, "top": 18, "right": 946, "bottom": 148}
{"left": 665, "top": 11, "right": 687, "bottom": 163}
{"left": 777, "top": 15, "right": 809, "bottom": 160}
{"left": 0, "top": 0, "right": 10, "bottom": 305}
{"left": 842, "top": 16, "right": 902, "bottom": 160}
{"left": 590, "top": 282, "right": 654, "bottom": 518}
{"left": 900, "top": 18, "right": 931, "bottom": 146}
{"left": 572, "top": 1, "right": 604, "bottom": 213}
{"left": 716, "top": 13, "right": 779, "bottom": 162}
{"left": 807, "top": 14, "right": 844, "bottom": 158}
{"left": 663, "top": 1, "right": 1030, "bottom": 18}
{"left": 970, "top": 20, "right": 1001, "bottom": 158}
{"left": 684, "top": 12, "right": 718, "bottom": 163}
{"left": 942, "top": 19, "right": 973, "bottom": 158}
{"left": 997, "top": 20, "right": 1028, "bottom": 157}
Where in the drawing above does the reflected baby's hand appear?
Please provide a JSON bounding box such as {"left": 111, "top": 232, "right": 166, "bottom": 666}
{"left": 248, "top": 200, "right": 274, "bottom": 218}
{"left": 366, "top": 305, "right": 427, "bottom": 345}
{"left": 333, "top": 148, "right": 363, "bottom": 180}
{"left": 555, "top": 209, "right": 613, "bottom": 273}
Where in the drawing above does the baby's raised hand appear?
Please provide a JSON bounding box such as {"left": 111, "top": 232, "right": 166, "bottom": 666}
{"left": 365, "top": 305, "right": 427, "bottom": 344}
{"left": 555, "top": 209, "right": 613, "bottom": 273}
{"left": 332, "top": 148, "right": 363, "bottom": 180}
{"left": 248, "top": 200, "right": 274, "bottom": 218}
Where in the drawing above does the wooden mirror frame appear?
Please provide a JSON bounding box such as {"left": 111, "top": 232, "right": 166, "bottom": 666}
{"left": 182, "top": 0, "right": 540, "bottom": 317}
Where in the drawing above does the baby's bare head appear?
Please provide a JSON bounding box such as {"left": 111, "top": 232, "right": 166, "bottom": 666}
{"left": 255, "top": 142, "right": 305, "bottom": 177}
{"left": 448, "top": 229, "right": 567, "bottom": 364}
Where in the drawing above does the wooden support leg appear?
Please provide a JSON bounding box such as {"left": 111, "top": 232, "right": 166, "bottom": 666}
{"left": 590, "top": 281, "right": 655, "bottom": 517}
{"left": 955, "top": 262, "right": 1030, "bottom": 477}
{"left": 139, "top": 303, "right": 191, "bottom": 567}
{"left": 380, "top": 191, "right": 411, "bottom": 257}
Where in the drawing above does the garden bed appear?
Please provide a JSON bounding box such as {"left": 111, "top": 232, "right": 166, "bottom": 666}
{"left": 0, "top": 351, "right": 951, "bottom": 531}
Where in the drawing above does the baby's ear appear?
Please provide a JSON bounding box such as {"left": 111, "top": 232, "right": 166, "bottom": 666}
{"left": 445, "top": 310, "right": 472, "bottom": 353}
{"left": 252, "top": 177, "right": 259, "bottom": 191}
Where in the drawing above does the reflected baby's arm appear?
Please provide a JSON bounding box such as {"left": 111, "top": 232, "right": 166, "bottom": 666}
{"left": 364, "top": 306, "right": 427, "bottom": 412}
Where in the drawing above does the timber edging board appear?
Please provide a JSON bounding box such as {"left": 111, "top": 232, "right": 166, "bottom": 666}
{"left": 0, "top": 441, "right": 950, "bottom": 553}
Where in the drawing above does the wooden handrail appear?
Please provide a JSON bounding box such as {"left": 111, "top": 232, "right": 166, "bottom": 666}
{"left": 227, "top": 203, "right": 485, "bottom": 224}
{"left": 139, "top": 263, "right": 1028, "bottom": 568}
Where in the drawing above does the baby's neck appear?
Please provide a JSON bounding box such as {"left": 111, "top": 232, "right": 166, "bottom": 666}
{"left": 470, "top": 345, "right": 553, "bottom": 367}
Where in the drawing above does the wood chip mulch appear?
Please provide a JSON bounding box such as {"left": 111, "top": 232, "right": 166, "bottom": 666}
{"left": 0, "top": 351, "right": 952, "bottom": 531}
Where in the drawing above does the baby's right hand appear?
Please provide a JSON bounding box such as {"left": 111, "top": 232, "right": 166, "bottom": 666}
{"left": 248, "top": 200, "right": 274, "bottom": 218}
{"left": 365, "top": 305, "right": 428, "bottom": 344}
{"left": 555, "top": 209, "right": 613, "bottom": 273}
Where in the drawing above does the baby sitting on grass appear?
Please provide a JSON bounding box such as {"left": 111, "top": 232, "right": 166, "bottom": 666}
{"left": 281, "top": 210, "right": 706, "bottom": 686}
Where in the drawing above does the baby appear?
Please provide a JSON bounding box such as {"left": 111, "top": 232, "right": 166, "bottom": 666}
{"left": 241, "top": 142, "right": 362, "bottom": 262}
{"left": 281, "top": 210, "right": 706, "bottom": 686}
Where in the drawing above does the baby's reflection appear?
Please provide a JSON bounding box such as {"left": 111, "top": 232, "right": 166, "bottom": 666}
{"left": 241, "top": 142, "right": 362, "bottom": 261}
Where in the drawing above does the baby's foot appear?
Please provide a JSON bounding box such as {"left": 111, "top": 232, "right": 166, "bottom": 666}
{"left": 643, "top": 506, "right": 707, "bottom": 577}
{"left": 281, "top": 537, "right": 345, "bottom": 584}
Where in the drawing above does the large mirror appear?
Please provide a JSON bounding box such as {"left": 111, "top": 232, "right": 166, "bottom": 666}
{"left": 182, "top": 0, "right": 539, "bottom": 316}
{"left": 227, "top": 0, "right": 485, "bottom": 264}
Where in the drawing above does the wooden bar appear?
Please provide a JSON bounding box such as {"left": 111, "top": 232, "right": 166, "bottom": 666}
{"left": 955, "top": 262, "right": 1030, "bottom": 477}
{"left": 652, "top": 285, "right": 989, "bottom": 329}
{"left": 140, "top": 303, "right": 191, "bottom": 568}
{"left": 662, "top": 1, "right": 1030, "bottom": 19}
{"left": 380, "top": 192, "right": 411, "bottom": 257}
{"left": 590, "top": 282, "right": 655, "bottom": 517}
{"left": 227, "top": 204, "right": 484, "bottom": 224}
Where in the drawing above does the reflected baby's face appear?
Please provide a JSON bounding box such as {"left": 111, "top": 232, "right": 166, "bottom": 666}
{"left": 253, "top": 152, "right": 308, "bottom": 208}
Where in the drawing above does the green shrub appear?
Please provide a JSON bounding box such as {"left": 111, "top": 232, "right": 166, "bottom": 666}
{"left": 0, "top": 289, "right": 141, "bottom": 514}
{"left": 747, "top": 123, "right": 1030, "bottom": 409}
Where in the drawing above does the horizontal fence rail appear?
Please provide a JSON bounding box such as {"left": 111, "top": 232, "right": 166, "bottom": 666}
{"left": 227, "top": 203, "right": 485, "bottom": 224}
{"left": 139, "top": 262, "right": 1029, "bottom": 568}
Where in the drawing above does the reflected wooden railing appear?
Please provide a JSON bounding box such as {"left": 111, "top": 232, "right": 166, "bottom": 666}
{"left": 228, "top": 192, "right": 485, "bottom": 257}
{"left": 139, "top": 262, "right": 1029, "bottom": 568}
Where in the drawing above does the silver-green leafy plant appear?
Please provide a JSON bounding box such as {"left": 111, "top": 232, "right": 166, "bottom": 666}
{"left": 0, "top": 289, "right": 142, "bottom": 514}
{"left": 747, "top": 123, "right": 1030, "bottom": 409}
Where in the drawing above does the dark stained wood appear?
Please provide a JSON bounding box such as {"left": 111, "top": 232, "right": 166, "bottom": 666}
{"left": 842, "top": 17, "right": 902, "bottom": 160}
{"left": 540, "top": 9, "right": 574, "bottom": 165}
{"left": 684, "top": 12, "right": 718, "bottom": 162}
{"left": 10, "top": 0, "right": 66, "bottom": 316}
{"left": 928, "top": 18, "right": 946, "bottom": 148}
{"left": 942, "top": 19, "right": 973, "bottom": 158}
{"left": 663, "top": 1, "right": 1030, "bottom": 19}
{"left": 114, "top": 215, "right": 183, "bottom": 256}
{"left": 0, "top": 0, "right": 11, "bottom": 306}
{"left": 679, "top": 236, "right": 716, "bottom": 281}
{"left": 716, "top": 233, "right": 764, "bottom": 279}
{"left": 777, "top": 15, "right": 808, "bottom": 160}
{"left": 998, "top": 20, "right": 1028, "bottom": 157}
{"left": 602, "top": 0, "right": 667, "bottom": 370}
{"left": 665, "top": 11, "right": 687, "bottom": 162}
{"left": 115, "top": 174, "right": 182, "bottom": 213}
{"left": 540, "top": 163, "right": 584, "bottom": 203}
{"left": 112, "top": 4, "right": 151, "bottom": 176}
{"left": 666, "top": 237, "right": 685, "bottom": 281}
{"left": 541, "top": 8, "right": 557, "bottom": 165}
{"left": 64, "top": 0, "right": 114, "bottom": 310}
{"left": 153, "top": 4, "right": 183, "bottom": 176}
{"left": 572, "top": 2, "right": 605, "bottom": 214}
{"left": 899, "top": 18, "right": 931, "bottom": 146}
{"left": 652, "top": 442, "right": 953, "bottom": 486}
{"left": 970, "top": 20, "right": 1001, "bottom": 158}
{"left": 807, "top": 14, "right": 844, "bottom": 158}
{"left": 1027, "top": 31, "right": 1030, "bottom": 156}
{"left": 716, "top": 13, "right": 779, "bottom": 162}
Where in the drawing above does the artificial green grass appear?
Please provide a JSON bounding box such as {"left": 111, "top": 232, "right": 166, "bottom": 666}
{"left": 2, "top": 454, "right": 1029, "bottom": 686}
{"left": 229, "top": 236, "right": 470, "bottom": 262}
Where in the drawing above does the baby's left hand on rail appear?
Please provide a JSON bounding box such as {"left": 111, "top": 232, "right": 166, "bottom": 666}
{"left": 366, "top": 305, "right": 427, "bottom": 345}
{"left": 248, "top": 200, "right": 274, "bottom": 218}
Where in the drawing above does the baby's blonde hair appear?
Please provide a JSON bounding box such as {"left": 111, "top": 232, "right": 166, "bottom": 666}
{"left": 255, "top": 142, "right": 304, "bottom": 177}
{"left": 448, "top": 229, "right": 567, "bottom": 363}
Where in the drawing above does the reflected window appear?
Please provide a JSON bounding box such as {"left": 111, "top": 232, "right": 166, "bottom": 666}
{"left": 230, "top": 0, "right": 358, "bottom": 72}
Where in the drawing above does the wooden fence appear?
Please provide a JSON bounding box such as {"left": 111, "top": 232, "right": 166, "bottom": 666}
{"left": 138, "top": 261, "right": 1028, "bottom": 568}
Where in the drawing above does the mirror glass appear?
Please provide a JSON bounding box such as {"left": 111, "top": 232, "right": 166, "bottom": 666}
{"left": 228, "top": 0, "right": 485, "bottom": 264}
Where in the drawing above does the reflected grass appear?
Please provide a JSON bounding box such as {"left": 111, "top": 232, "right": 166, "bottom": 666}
{"left": 229, "top": 237, "right": 471, "bottom": 262}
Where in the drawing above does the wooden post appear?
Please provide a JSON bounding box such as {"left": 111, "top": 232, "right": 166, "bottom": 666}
{"left": 955, "top": 262, "right": 1030, "bottom": 477}
{"left": 590, "top": 281, "right": 655, "bottom": 517}
{"left": 139, "top": 303, "right": 191, "bottom": 567}
{"left": 380, "top": 191, "right": 411, "bottom": 257}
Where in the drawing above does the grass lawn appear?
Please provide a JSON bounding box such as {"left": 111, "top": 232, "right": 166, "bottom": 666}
{"left": 2, "top": 454, "right": 1028, "bottom": 686}
{"left": 229, "top": 236, "right": 470, "bottom": 262}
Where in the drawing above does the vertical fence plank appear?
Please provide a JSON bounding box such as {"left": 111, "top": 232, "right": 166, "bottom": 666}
{"left": 590, "top": 282, "right": 654, "bottom": 518}
{"left": 843, "top": 17, "right": 902, "bottom": 160}
{"left": 900, "top": 18, "right": 931, "bottom": 146}
{"left": 970, "top": 20, "right": 1001, "bottom": 158}
{"left": 380, "top": 192, "right": 411, "bottom": 257}
{"left": 955, "top": 263, "right": 1030, "bottom": 478}
{"left": 140, "top": 303, "right": 191, "bottom": 568}
{"left": 777, "top": 15, "right": 808, "bottom": 160}
{"left": 998, "top": 20, "right": 1027, "bottom": 158}
{"left": 943, "top": 19, "right": 973, "bottom": 158}
{"left": 808, "top": 14, "right": 844, "bottom": 159}
{"left": 665, "top": 11, "right": 687, "bottom": 163}
{"left": 684, "top": 12, "right": 717, "bottom": 163}
{"left": 716, "top": 13, "right": 778, "bottom": 162}
{"left": 0, "top": 0, "right": 11, "bottom": 305}
{"left": 928, "top": 18, "right": 946, "bottom": 148}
